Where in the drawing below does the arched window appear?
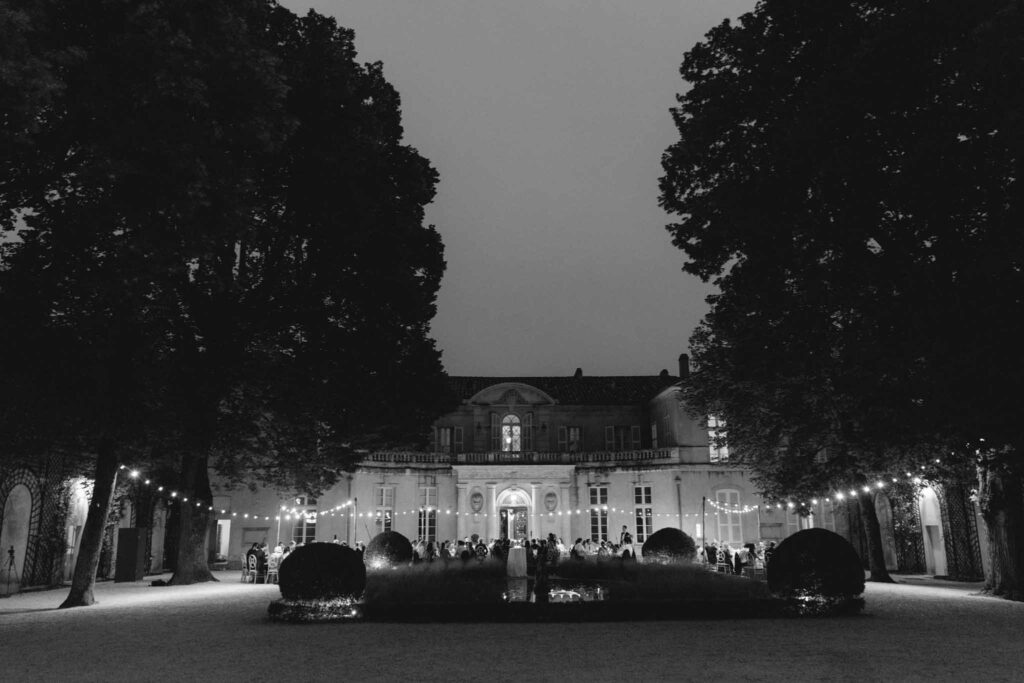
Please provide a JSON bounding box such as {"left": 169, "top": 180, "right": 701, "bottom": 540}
{"left": 501, "top": 414, "right": 521, "bottom": 452}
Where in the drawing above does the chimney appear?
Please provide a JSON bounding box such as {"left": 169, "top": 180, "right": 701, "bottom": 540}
{"left": 678, "top": 354, "right": 690, "bottom": 378}
{"left": 659, "top": 369, "right": 669, "bottom": 379}
{"left": 573, "top": 367, "right": 583, "bottom": 379}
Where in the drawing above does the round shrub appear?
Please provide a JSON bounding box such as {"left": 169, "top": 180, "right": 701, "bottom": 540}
{"left": 364, "top": 531, "right": 413, "bottom": 570}
{"left": 278, "top": 542, "right": 366, "bottom": 601}
{"left": 641, "top": 528, "right": 697, "bottom": 564}
{"left": 767, "top": 528, "right": 865, "bottom": 599}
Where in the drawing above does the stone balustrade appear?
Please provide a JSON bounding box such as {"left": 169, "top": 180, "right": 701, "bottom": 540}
{"left": 364, "top": 448, "right": 681, "bottom": 466}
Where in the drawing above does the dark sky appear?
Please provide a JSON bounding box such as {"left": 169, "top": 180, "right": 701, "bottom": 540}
{"left": 283, "top": 0, "right": 757, "bottom": 376}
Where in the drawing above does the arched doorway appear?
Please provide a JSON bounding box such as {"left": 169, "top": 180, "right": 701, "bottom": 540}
{"left": 496, "top": 488, "right": 531, "bottom": 541}
{"left": 1, "top": 484, "right": 32, "bottom": 593}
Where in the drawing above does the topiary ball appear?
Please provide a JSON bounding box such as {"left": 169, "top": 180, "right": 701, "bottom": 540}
{"left": 767, "top": 528, "right": 865, "bottom": 599}
{"left": 641, "top": 528, "right": 697, "bottom": 564}
{"left": 364, "top": 531, "right": 413, "bottom": 570}
{"left": 278, "top": 542, "right": 366, "bottom": 601}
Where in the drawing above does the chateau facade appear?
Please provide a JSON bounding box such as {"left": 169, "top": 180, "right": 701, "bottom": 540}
{"left": 1, "top": 357, "right": 986, "bottom": 591}
{"left": 214, "top": 358, "right": 767, "bottom": 561}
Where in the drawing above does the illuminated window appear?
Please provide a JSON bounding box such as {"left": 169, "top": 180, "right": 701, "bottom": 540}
{"left": 589, "top": 486, "right": 608, "bottom": 541}
{"left": 501, "top": 414, "right": 521, "bottom": 452}
{"left": 715, "top": 489, "right": 741, "bottom": 545}
{"left": 292, "top": 496, "right": 317, "bottom": 544}
{"left": 418, "top": 485, "right": 437, "bottom": 542}
{"left": 634, "top": 486, "right": 653, "bottom": 543}
{"left": 708, "top": 415, "right": 729, "bottom": 462}
{"left": 375, "top": 486, "right": 394, "bottom": 534}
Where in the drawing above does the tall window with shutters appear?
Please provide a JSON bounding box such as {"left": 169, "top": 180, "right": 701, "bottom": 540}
{"left": 417, "top": 486, "right": 437, "bottom": 541}
{"left": 715, "top": 489, "right": 742, "bottom": 545}
{"left": 558, "top": 426, "right": 582, "bottom": 452}
{"left": 292, "top": 496, "right": 317, "bottom": 544}
{"left": 501, "top": 414, "right": 521, "bottom": 452}
{"left": 589, "top": 486, "right": 608, "bottom": 541}
{"left": 604, "top": 425, "right": 642, "bottom": 451}
{"left": 375, "top": 486, "right": 394, "bottom": 534}
{"left": 435, "top": 426, "right": 463, "bottom": 454}
{"left": 634, "top": 486, "right": 653, "bottom": 543}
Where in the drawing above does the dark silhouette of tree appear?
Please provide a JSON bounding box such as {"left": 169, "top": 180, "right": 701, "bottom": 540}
{"left": 1, "top": 0, "right": 452, "bottom": 603}
{"left": 660, "top": 0, "right": 1024, "bottom": 599}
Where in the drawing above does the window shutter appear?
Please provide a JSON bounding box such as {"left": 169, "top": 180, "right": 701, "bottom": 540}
{"left": 431, "top": 426, "right": 438, "bottom": 453}
{"left": 490, "top": 412, "right": 499, "bottom": 451}
{"left": 524, "top": 412, "right": 534, "bottom": 450}
{"left": 454, "top": 426, "right": 463, "bottom": 453}
{"left": 631, "top": 426, "right": 642, "bottom": 450}
{"left": 558, "top": 426, "right": 567, "bottom": 451}
{"left": 604, "top": 426, "right": 615, "bottom": 451}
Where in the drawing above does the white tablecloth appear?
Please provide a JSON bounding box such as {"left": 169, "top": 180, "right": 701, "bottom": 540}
{"left": 507, "top": 546, "right": 527, "bottom": 578}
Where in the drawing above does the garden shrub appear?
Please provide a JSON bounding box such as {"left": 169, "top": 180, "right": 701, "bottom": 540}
{"left": 641, "top": 527, "right": 697, "bottom": 563}
{"left": 362, "top": 560, "right": 506, "bottom": 605}
{"left": 767, "top": 528, "right": 865, "bottom": 600}
{"left": 364, "top": 531, "right": 413, "bottom": 569}
{"left": 278, "top": 542, "right": 366, "bottom": 601}
{"left": 606, "top": 563, "right": 770, "bottom": 602}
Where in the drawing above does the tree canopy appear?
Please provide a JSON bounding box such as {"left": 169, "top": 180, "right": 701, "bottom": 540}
{"left": 660, "top": 0, "right": 1024, "bottom": 597}
{"left": 1, "top": 0, "right": 454, "bottom": 599}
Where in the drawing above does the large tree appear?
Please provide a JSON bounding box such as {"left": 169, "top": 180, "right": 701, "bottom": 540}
{"left": 1, "top": 0, "right": 451, "bottom": 602}
{"left": 660, "top": 0, "right": 1024, "bottom": 599}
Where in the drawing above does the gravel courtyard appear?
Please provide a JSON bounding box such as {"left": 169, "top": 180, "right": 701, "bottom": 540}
{"left": 1, "top": 573, "right": 1022, "bottom": 682}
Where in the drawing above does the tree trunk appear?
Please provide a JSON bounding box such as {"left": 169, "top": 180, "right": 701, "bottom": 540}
{"left": 858, "top": 491, "right": 895, "bottom": 583}
{"left": 168, "top": 451, "right": 216, "bottom": 585}
{"left": 59, "top": 440, "right": 119, "bottom": 608}
{"left": 977, "top": 453, "right": 1024, "bottom": 601}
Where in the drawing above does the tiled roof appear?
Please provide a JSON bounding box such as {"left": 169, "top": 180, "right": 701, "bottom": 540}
{"left": 447, "top": 375, "right": 681, "bottom": 406}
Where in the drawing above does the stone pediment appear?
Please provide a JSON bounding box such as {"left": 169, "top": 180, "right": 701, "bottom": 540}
{"left": 467, "top": 382, "right": 555, "bottom": 406}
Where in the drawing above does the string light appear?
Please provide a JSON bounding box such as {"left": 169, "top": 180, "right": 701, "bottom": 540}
{"left": 111, "top": 453, "right": 945, "bottom": 535}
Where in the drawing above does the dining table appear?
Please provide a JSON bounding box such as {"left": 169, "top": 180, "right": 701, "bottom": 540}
{"left": 507, "top": 545, "right": 528, "bottom": 578}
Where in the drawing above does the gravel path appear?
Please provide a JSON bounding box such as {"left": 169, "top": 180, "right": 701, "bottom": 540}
{"left": 1, "top": 573, "right": 1021, "bottom": 682}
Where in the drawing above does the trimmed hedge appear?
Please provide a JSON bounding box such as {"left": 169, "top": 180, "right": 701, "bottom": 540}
{"left": 278, "top": 542, "right": 366, "bottom": 601}
{"left": 364, "top": 531, "right": 413, "bottom": 569}
{"left": 641, "top": 528, "right": 697, "bottom": 564}
{"left": 767, "top": 528, "right": 865, "bottom": 599}
{"left": 362, "top": 559, "right": 507, "bottom": 606}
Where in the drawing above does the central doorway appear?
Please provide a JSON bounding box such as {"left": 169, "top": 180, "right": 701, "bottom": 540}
{"left": 495, "top": 487, "right": 532, "bottom": 541}
{"left": 500, "top": 506, "right": 529, "bottom": 540}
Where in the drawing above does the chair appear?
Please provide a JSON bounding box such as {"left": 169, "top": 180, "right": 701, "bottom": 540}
{"left": 241, "top": 553, "right": 251, "bottom": 582}
{"left": 246, "top": 553, "right": 263, "bottom": 583}
{"left": 265, "top": 554, "right": 280, "bottom": 584}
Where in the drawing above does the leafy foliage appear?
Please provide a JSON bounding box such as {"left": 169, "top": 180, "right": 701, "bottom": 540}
{"left": 362, "top": 561, "right": 506, "bottom": 606}
{"left": 278, "top": 542, "right": 366, "bottom": 600}
{"left": 767, "top": 528, "right": 865, "bottom": 600}
{"left": 364, "top": 531, "right": 413, "bottom": 570}
{"left": 659, "top": 0, "right": 1024, "bottom": 595}
{"left": 641, "top": 528, "right": 697, "bottom": 564}
{"left": 1, "top": 0, "right": 455, "bottom": 587}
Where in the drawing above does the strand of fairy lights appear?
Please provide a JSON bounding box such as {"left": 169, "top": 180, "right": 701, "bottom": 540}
{"left": 116, "top": 456, "right": 947, "bottom": 525}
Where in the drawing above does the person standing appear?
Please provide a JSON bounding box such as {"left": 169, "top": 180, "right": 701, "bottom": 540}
{"left": 619, "top": 525, "right": 633, "bottom": 557}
